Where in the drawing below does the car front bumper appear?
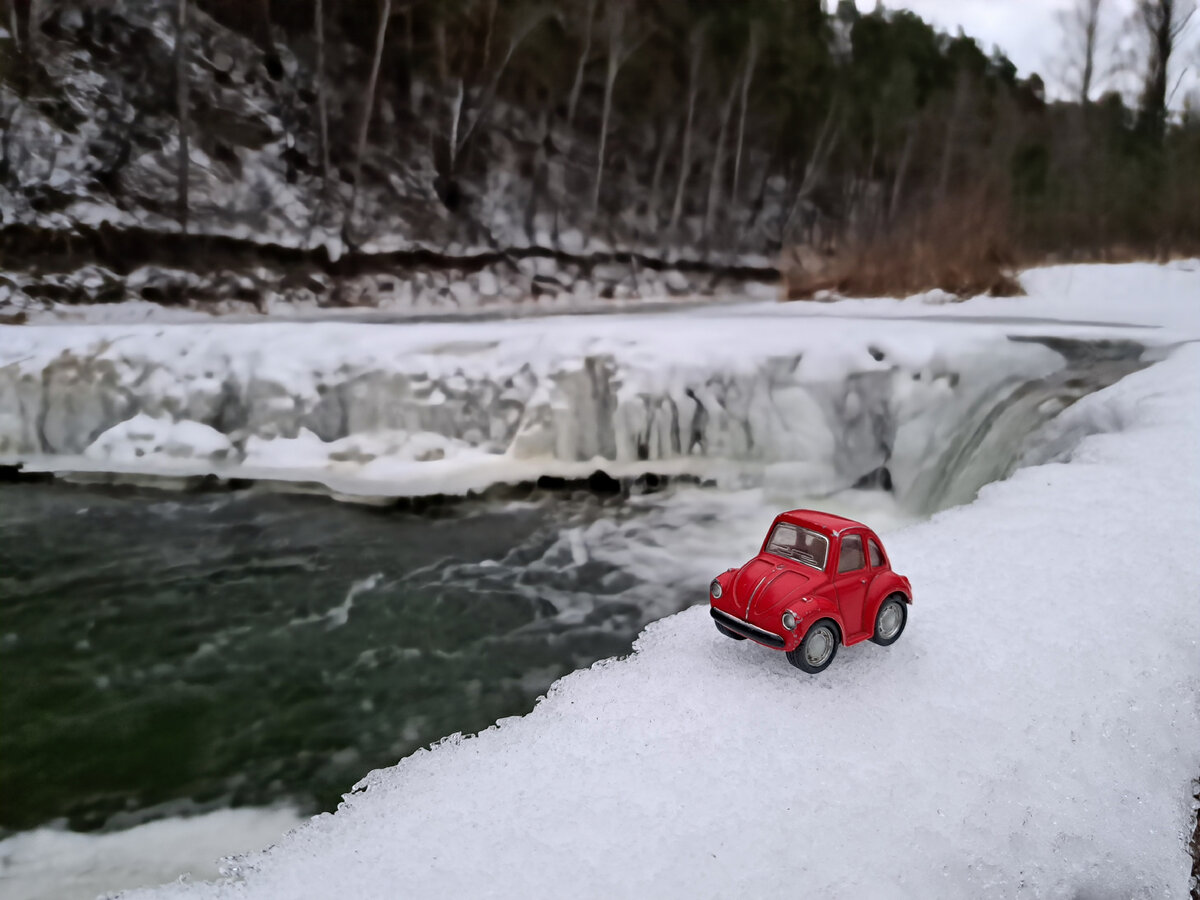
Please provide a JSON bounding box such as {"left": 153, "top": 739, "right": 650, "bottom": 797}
{"left": 710, "top": 608, "right": 786, "bottom": 649}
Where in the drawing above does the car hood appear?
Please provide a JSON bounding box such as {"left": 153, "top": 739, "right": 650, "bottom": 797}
{"left": 732, "top": 555, "right": 827, "bottom": 619}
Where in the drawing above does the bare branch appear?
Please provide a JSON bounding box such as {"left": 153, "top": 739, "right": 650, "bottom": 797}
{"left": 669, "top": 23, "right": 705, "bottom": 231}
{"left": 174, "top": 0, "right": 190, "bottom": 234}
{"left": 566, "top": 0, "right": 598, "bottom": 130}
{"left": 344, "top": 0, "right": 392, "bottom": 242}
{"left": 732, "top": 25, "right": 761, "bottom": 200}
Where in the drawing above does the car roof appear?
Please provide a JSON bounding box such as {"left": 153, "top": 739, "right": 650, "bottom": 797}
{"left": 776, "top": 509, "right": 870, "bottom": 537}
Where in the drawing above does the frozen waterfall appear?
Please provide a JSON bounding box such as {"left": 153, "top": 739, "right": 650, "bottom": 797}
{"left": 0, "top": 313, "right": 1148, "bottom": 513}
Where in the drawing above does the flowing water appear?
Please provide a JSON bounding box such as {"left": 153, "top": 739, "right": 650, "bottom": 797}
{"left": 0, "top": 481, "right": 910, "bottom": 863}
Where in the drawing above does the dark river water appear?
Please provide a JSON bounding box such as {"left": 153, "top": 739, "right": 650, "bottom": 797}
{"left": 0, "top": 481, "right": 714, "bottom": 838}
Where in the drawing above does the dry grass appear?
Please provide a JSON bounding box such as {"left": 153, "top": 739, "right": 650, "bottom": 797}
{"left": 783, "top": 191, "right": 1023, "bottom": 301}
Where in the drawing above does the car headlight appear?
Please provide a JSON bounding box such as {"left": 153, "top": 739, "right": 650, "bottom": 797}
{"left": 710, "top": 579, "right": 722, "bottom": 599}
{"left": 781, "top": 610, "right": 797, "bottom": 631}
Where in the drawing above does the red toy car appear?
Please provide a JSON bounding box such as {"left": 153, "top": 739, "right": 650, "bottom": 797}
{"left": 709, "top": 510, "right": 912, "bottom": 673}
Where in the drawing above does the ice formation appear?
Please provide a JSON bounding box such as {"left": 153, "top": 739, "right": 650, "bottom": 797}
{"left": 0, "top": 295, "right": 1154, "bottom": 513}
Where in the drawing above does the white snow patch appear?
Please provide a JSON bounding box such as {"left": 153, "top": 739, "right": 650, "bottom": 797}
{"left": 0, "top": 807, "right": 304, "bottom": 900}
{"left": 84, "top": 414, "right": 235, "bottom": 465}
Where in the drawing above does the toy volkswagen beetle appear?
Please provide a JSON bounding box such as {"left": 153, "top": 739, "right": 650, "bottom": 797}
{"left": 709, "top": 509, "right": 912, "bottom": 673}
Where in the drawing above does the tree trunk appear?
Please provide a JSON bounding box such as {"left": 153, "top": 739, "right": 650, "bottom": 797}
{"left": 591, "top": 47, "right": 618, "bottom": 216}
{"left": 703, "top": 74, "right": 740, "bottom": 242}
{"left": 937, "top": 74, "right": 969, "bottom": 201}
{"left": 174, "top": 0, "right": 190, "bottom": 234}
{"left": 732, "top": 28, "right": 760, "bottom": 202}
{"left": 344, "top": 0, "right": 391, "bottom": 243}
{"left": 669, "top": 28, "right": 703, "bottom": 232}
{"left": 447, "top": 77, "right": 464, "bottom": 173}
{"left": 566, "top": 0, "right": 597, "bottom": 131}
{"left": 434, "top": 17, "right": 448, "bottom": 88}
{"left": 1136, "top": 0, "right": 1190, "bottom": 138}
{"left": 889, "top": 123, "right": 916, "bottom": 221}
{"left": 481, "top": 0, "right": 497, "bottom": 74}
{"left": 403, "top": 6, "right": 416, "bottom": 111}
{"left": 524, "top": 107, "right": 550, "bottom": 240}
{"left": 456, "top": 8, "right": 551, "bottom": 161}
{"left": 18, "top": 0, "right": 34, "bottom": 54}
{"left": 647, "top": 117, "right": 676, "bottom": 229}
{"left": 1080, "top": 0, "right": 1101, "bottom": 103}
{"left": 314, "top": 0, "right": 331, "bottom": 187}
{"left": 781, "top": 102, "right": 842, "bottom": 244}
{"left": 8, "top": 0, "right": 21, "bottom": 53}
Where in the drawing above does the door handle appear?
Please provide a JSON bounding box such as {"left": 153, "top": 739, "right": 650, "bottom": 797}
{"left": 859, "top": 579, "right": 866, "bottom": 584}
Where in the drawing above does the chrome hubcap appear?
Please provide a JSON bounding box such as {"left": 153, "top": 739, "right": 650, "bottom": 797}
{"left": 805, "top": 627, "right": 834, "bottom": 666}
{"left": 878, "top": 603, "right": 902, "bottom": 639}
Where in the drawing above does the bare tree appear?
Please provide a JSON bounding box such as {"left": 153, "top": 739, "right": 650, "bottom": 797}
{"left": 779, "top": 101, "right": 842, "bottom": 245}
{"left": 591, "top": 1, "right": 645, "bottom": 216}
{"left": 669, "top": 23, "right": 705, "bottom": 232}
{"left": 703, "top": 70, "right": 741, "bottom": 241}
{"left": 455, "top": 6, "right": 553, "bottom": 165}
{"left": 401, "top": 5, "right": 417, "bottom": 111}
{"left": 434, "top": 15, "right": 448, "bottom": 87}
{"left": 7, "top": 0, "right": 20, "bottom": 53}
{"left": 566, "top": 0, "right": 598, "bottom": 130}
{"left": 480, "top": 0, "right": 498, "bottom": 73}
{"left": 889, "top": 122, "right": 916, "bottom": 221}
{"left": 174, "top": 0, "right": 190, "bottom": 234}
{"left": 1059, "top": 0, "right": 1106, "bottom": 103}
{"left": 344, "top": 0, "right": 392, "bottom": 242}
{"left": 19, "top": 0, "right": 35, "bottom": 55}
{"left": 732, "top": 25, "right": 761, "bottom": 201}
{"left": 1137, "top": 0, "right": 1196, "bottom": 135}
{"left": 646, "top": 117, "right": 676, "bottom": 227}
{"left": 936, "top": 72, "right": 972, "bottom": 201}
{"left": 314, "top": 0, "right": 331, "bottom": 186}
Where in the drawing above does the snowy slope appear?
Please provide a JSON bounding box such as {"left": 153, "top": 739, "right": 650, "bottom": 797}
{"left": 120, "top": 273, "right": 1200, "bottom": 898}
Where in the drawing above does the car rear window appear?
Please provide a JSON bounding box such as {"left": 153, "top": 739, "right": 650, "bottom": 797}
{"left": 868, "top": 540, "right": 884, "bottom": 567}
{"left": 766, "top": 524, "right": 828, "bottom": 570}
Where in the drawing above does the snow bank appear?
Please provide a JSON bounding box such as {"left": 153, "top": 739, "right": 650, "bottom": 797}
{"left": 5, "top": 262, "right": 1185, "bottom": 511}
{"left": 124, "top": 342, "right": 1200, "bottom": 898}
{"left": 0, "top": 807, "right": 303, "bottom": 900}
{"left": 84, "top": 413, "right": 235, "bottom": 465}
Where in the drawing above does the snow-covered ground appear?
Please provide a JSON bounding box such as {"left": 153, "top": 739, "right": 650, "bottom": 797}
{"left": 0, "top": 808, "right": 305, "bottom": 900}
{"left": 93, "top": 262, "right": 1198, "bottom": 899}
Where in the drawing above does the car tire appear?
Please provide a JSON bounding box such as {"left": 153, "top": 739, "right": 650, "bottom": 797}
{"left": 870, "top": 595, "right": 907, "bottom": 646}
{"left": 786, "top": 620, "right": 840, "bottom": 674}
{"left": 715, "top": 622, "right": 747, "bottom": 641}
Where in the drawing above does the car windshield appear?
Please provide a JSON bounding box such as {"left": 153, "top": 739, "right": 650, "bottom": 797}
{"left": 765, "top": 523, "right": 828, "bottom": 570}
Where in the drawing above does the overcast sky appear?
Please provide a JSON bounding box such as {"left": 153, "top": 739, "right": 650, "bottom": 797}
{"left": 853, "top": 0, "right": 1199, "bottom": 106}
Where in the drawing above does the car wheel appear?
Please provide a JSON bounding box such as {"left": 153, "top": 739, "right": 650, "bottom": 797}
{"left": 715, "top": 622, "right": 747, "bottom": 641}
{"left": 870, "top": 595, "right": 907, "bottom": 646}
{"left": 786, "top": 620, "right": 839, "bottom": 674}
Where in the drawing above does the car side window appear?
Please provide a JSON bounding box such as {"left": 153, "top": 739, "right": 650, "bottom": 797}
{"left": 868, "top": 540, "right": 884, "bottom": 568}
{"left": 838, "top": 535, "right": 865, "bottom": 573}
